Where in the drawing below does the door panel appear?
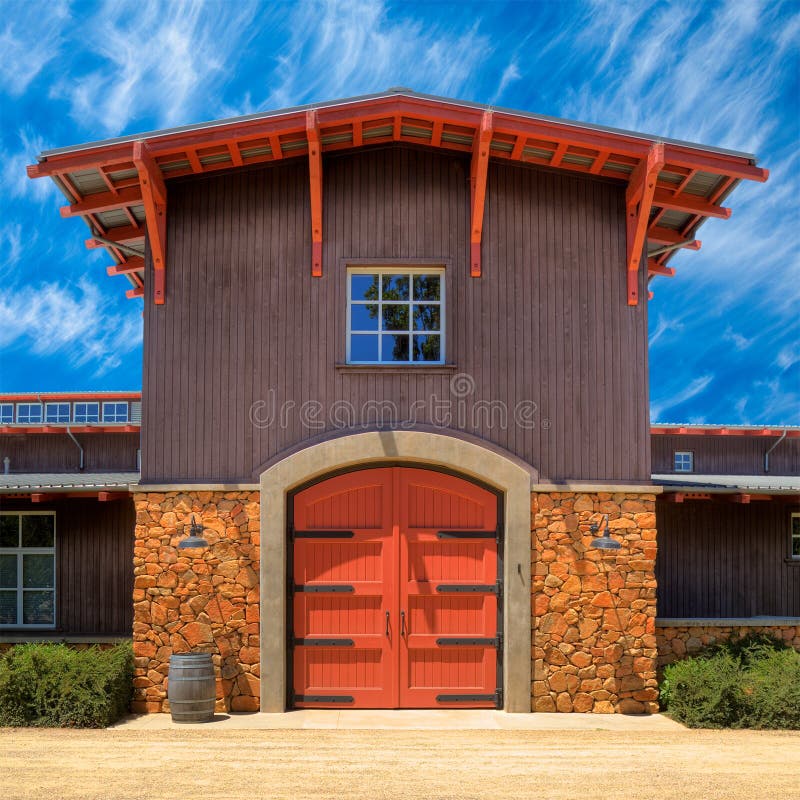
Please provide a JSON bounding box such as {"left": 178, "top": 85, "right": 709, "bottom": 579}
{"left": 291, "top": 467, "right": 500, "bottom": 709}
{"left": 292, "top": 469, "right": 396, "bottom": 708}
{"left": 398, "top": 469, "right": 499, "bottom": 708}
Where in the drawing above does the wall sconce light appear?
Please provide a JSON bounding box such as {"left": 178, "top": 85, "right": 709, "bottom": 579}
{"left": 589, "top": 513, "right": 620, "bottom": 551}
{"left": 178, "top": 515, "right": 209, "bottom": 549}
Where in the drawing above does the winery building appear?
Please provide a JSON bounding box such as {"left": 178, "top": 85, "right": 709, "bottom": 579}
{"left": 2, "top": 90, "right": 797, "bottom": 714}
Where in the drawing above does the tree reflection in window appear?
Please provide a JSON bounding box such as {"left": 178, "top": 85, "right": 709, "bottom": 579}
{"left": 348, "top": 270, "right": 443, "bottom": 364}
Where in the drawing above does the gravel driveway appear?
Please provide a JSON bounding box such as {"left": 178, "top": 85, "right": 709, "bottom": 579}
{"left": 2, "top": 727, "right": 799, "bottom": 799}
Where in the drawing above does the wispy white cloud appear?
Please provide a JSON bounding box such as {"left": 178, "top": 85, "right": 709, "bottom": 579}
{"left": 490, "top": 59, "right": 521, "bottom": 105}
{"left": 651, "top": 374, "right": 714, "bottom": 421}
{"left": 649, "top": 313, "right": 685, "bottom": 347}
{"left": 0, "top": 223, "right": 23, "bottom": 277}
{"left": 722, "top": 326, "right": 753, "bottom": 351}
{"left": 0, "top": 1, "right": 69, "bottom": 96}
{"left": 546, "top": 0, "right": 799, "bottom": 423}
{"left": 0, "top": 127, "right": 57, "bottom": 203}
{"left": 51, "top": 0, "right": 260, "bottom": 136}
{"left": 0, "top": 278, "right": 142, "bottom": 376}
{"left": 252, "top": 0, "right": 491, "bottom": 112}
{"left": 775, "top": 344, "right": 800, "bottom": 372}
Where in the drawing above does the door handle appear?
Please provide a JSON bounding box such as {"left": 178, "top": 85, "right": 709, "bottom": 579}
{"left": 385, "top": 610, "right": 390, "bottom": 636}
{"left": 400, "top": 610, "right": 406, "bottom": 636}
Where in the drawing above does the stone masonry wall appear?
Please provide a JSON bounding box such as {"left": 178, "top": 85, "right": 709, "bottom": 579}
{"left": 132, "top": 491, "right": 260, "bottom": 713}
{"left": 531, "top": 491, "right": 658, "bottom": 713}
{"left": 657, "top": 625, "right": 800, "bottom": 667}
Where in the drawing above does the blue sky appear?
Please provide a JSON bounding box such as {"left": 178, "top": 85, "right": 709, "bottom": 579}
{"left": 0, "top": 0, "right": 797, "bottom": 424}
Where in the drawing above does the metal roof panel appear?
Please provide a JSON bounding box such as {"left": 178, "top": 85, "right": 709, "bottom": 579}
{"left": 38, "top": 89, "right": 759, "bottom": 163}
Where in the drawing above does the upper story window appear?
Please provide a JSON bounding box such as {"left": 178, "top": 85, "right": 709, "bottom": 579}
{"left": 102, "top": 402, "right": 128, "bottom": 423}
{"left": 74, "top": 402, "right": 100, "bottom": 423}
{"left": 0, "top": 512, "right": 56, "bottom": 628}
{"left": 791, "top": 513, "right": 800, "bottom": 560}
{"left": 0, "top": 404, "right": 12, "bottom": 424}
{"left": 347, "top": 268, "right": 444, "bottom": 364}
{"left": 16, "top": 403, "right": 42, "bottom": 424}
{"left": 674, "top": 451, "right": 694, "bottom": 472}
{"left": 45, "top": 402, "right": 71, "bottom": 423}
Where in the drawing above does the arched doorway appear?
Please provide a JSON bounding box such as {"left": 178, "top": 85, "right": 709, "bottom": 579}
{"left": 290, "top": 466, "right": 501, "bottom": 709}
{"left": 259, "top": 429, "right": 534, "bottom": 713}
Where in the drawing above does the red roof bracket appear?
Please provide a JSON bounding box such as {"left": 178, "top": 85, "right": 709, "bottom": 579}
{"left": 306, "top": 111, "right": 323, "bottom": 277}
{"left": 469, "top": 111, "right": 493, "bottom": 277}
{"left": 647, "top": 259, "right": 675, "bottom": 277}
{"left": 626, "top": 143, "right": 665, "bottom": 305}
{"left": 132, "top": 140, "right": 168, "bottom": 305}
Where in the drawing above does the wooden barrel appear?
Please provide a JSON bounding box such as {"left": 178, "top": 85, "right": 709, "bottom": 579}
{"left": 167, "top": 653, "right": 216, "bottom": 723}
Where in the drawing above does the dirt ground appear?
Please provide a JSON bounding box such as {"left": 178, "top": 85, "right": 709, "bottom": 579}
{"left": 2, "top": 727, "right": 799, "bottom": 799}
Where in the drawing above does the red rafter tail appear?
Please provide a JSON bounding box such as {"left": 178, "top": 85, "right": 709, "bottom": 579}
{"left": 469, "top": 111, "right": 493, "bottom": 277}
{"left": 647, "top": 260, "right": 675, "bottom": 277}
{"left": 99, "top": 491, "right": 128, "bottom": 502}
{"left": 652, "top": 187, "right": 731, "bottom": 218}
{"left": 649, "top": 225, "right": 702, "bottom": 250}
{"left": 126, "top": 285, "right": 144, "bottom": 299}
{"left": 107, "top": 257, "right": 145, "bottom": 276}
{"left": 84, "top": 225, "right": 144, "bottom": 248}
{"left": 626, "top": 143, "right": 665, "bottom": 305}
{"left": 306, "top": 110, "right": 323, "bottom": 277}
{"left": 60, "top": 185, "right": 143, "bottom": 218}
{"left": 132, "top": 140, "right": 168, "bottom": 304}
{"left": 31, "top": 493, "right": 56, "bottom": 503}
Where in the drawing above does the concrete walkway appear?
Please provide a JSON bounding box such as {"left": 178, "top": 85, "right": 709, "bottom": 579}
{"left": 116, "top": 708, "right": 685, "bottom": 731}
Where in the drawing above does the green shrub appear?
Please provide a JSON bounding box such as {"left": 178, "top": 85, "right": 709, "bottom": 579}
{"left": 740, "top": 648, "right": 800, "bottom": 729}
{"left": 708, "top": 631, "right": 787, "bottom": 666}
{"left": 661, "top": 634, "right": 800, "bottom": 729}
{"left": 0, "top": 642, "right": 133, "bottom": 728}
{"left": 661, "top": 650, "right": 744, "bottom": 728}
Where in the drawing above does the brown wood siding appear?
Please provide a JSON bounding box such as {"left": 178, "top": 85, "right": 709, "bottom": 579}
{"left": 656, "top": 499, "right": 800, "bottom": 618}
{"left": 0, "top": 433, "right": 139, "bottom": 473}
{"left": 0, "top": 498, "right": 134, "bottom": 636}
{"left": 142, "top": 145, "right": 650, "bottom": 483}
{"left": 652, "top": 434, "right": 800, "bottom": 476}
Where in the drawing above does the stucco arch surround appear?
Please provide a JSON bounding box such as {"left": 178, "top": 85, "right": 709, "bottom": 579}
{"left": 259, "top": 429, "right": 534, "bottom": 712}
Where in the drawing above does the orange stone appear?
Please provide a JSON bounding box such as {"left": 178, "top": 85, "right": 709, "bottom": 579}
{"left": 181, "top": 621, "right": 213, "bottom": 647}
{"left": 534, "top": 696, "right": 556, "bottom": 712}
{"left": 591, "top": 591, "right": 614, "bottom": 608}
{"left": 555, "top": 693, "right": 573, "bottom": 712}
{"left": 239, "top": 646, "right": 259, "bottom": 665}
{"left": 133, "top": 641, "right": 156, "bottom": 658}
{"left": 572, "top": 693, "right": 594, "bottom": 712}
{"left": 533, "top": 593, "right": 550, "bottom": 616}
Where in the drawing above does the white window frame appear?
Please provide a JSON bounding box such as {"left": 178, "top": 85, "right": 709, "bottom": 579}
{"left": 45, "top": 402, "right": 71, "bottom": 424}
{"left": 346, "top": 266, "right": 445, "bottom": 365}
{"left": 791, "top": 513, "right": 800, "bottom": 561}
{"left": 16, "top": 403, "right": 42, "bottom": 424}
{"left": 0, "top": 511, "right": 56, "bottom": 630}
{"left": 674, "top": 451, "right": 694, "bottom": 473}
{"left": 102, "top": 401, "right": 128, "bottom": 423}
{"left": 74, "top": 401, "right": 100, "bottom": 423}
{"left": 0, "top": 403, "right": 13, "bottom": 424}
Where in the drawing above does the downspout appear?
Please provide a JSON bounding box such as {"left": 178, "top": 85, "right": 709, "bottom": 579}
{"left": 66, "top": 427, "right": 85, "bottom": 471}
{"left": 764, "top": 429, "right": 787, "bottom": 473}
{"left": 37, "top": 390, "right": 84, "bottom": 470}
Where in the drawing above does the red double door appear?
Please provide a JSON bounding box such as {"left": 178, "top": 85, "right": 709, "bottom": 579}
{"left": 291, "top": 467, "right": 501, "bottom": 709}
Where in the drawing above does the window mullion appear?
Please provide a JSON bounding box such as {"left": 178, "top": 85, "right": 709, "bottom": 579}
{"left": 17, "top": 552, "right": 22, "bottom": 626}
